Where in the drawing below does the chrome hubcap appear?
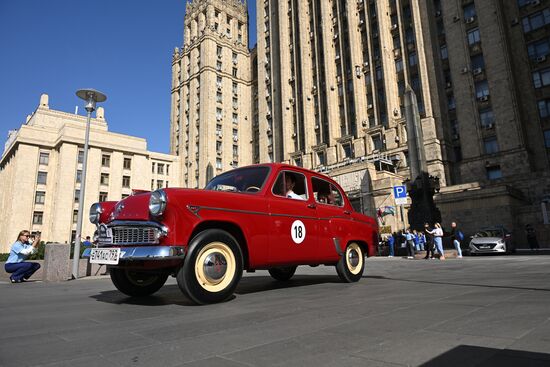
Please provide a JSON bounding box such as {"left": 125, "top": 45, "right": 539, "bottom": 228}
{"left": 203, "top": 253, "right": 227, "bottom": 282}
{"left": 348, "top": 249, "right": 359, "bottom": 267}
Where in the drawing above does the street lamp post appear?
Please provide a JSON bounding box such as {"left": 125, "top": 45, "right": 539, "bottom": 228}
{"left": 72, "top": 89, "right": 107, "bottom": 279}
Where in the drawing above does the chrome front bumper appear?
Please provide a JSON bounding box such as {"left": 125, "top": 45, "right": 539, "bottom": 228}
{"left": 82, "top": 246, "right": 186, "bottom": 261}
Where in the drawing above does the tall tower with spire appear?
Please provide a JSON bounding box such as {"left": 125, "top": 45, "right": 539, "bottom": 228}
{"left": 170, "top": 0, "right": 252, "bottom": 188}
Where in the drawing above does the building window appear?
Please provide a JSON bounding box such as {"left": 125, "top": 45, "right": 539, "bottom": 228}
{"left": 77, "top": 150, "right": 84, "bottom": 164}
{"left": 316, "top": 151, "right": 326, "bottom": 166}
{"left": 216, "top": 158, "right": 222, "bottom": 169}
{"left": 101, "top": 154, "right": 110, "bottom": 167}
{"left": 408, "top": 52, "right": 418, "bottom": 66}
{"left": 475, "top": 80, "right": 490, "bottom": 98}
{"left": 157, "top": 180, "right": 164, "bottom": 189}
{"left": 216, "top": 91, "right": 223, "bottom": 103}
{"left": 39, "top": 152, "right": 49, "bottom": 165}
{"left": 544, "top": 130, "right": 550, "bottom": 148}
{"left": 440, "top": 45, "right": 448, "bottom": 60}
{"left": 232, "top": 145, "right": 238, "bottom": 157}
{"left": 35, "top": 191, "right": 45, "bottom": 204}
{"left": 232, "top": 52, "right": 237, "bottom": 64}
{"left": 532, "top": 68, "right": 550, "bottom": 89}
{"left": 37, "top": 171, "right": 47, "bottom": 184}
{"left": 484, "top": 137, "right": 499, "bottom": 154}
{"left": 232, "top": 113, "right": 238, "bottom": 124}
{"left": 522, "top": 9, "right": 550, "bottom": 33}
{"left": 76, "top": 170, "right": 82, "bottom": 183}
{"left": 232, "top": 67, "right": 237, "bottom": 77}
{"left": 372, "top": 134, "right": 384, "bottom": 151}
{"left": 528, "top": 38, "right": 550, "bottom": 60}
{"left": 151, "top": 179, "right": 154, "bottom": 190}
{"left": 463, "top": 3, "right": 476, "bottom": 20}
{"left": 216, "top": 75, "right": 222, "bottom": 87}
{"left": 538, "top": 99, "right": 550, "bottom": 118}
{"left": 343, "top": 143, "right": 353, "bottom": 159}
{"left": 395, "top": 58, "right": 403, "bottom": 72}
{"left": 73, "top": 210, "right": 78, "bottom": 224}
{"left": 100, "top": 173, "right": 109, "bottom": 185}
{"left": 123, "top": 157, "right": 132, "bottom": 170}
{"left": 157, "top": 163, "right": 165, "bottom": 175}
{"left": 74, "top": 189, "right": 80, "bottom": 203}
{"left": 99, "top": 192, "right": 108, "bottom": 202}
{"left": 216, "top": 45, "right": 222, "bottom": 57}
{"left": 467, "top": 28, "right": 481, "bottom": 45}
{"left": 471, "top": 54, "right": 485, "bottom": 71}
{"left": 233, "top": 97, "right": 238, "bottom": 109}
{"left": 216, "top": 141, "right": 222, "bottom": 152}
{"left": 122, "top": 194, "right": 130, "bottom": 199}
{"left": 479, "top": 108, "right": 495, "bottom": 127}
{"left": 216, "top": 61, "right": 222, "bottom": 71}
{"left": 32, "top": 211, "right": 43, "bottom": 225}
{"left": 122, "top": 176, "right": 131, "bottom": 188}
{"left": 166, "top": 165, "right": 169, "bottom": 175}
{"left": 486, "top": 166, "right": 502, "bottom": 180}
{"left": 152, "top": 162, "right": 156, "bottom": 173}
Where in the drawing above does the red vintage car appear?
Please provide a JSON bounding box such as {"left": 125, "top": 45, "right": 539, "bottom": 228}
{"left": 84, "top": 163, "right": 378, "bottom": 304}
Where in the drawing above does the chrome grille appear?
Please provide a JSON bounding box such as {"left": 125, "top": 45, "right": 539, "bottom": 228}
{"left": 112, "top": 227, "right": 159, "bottom": 245}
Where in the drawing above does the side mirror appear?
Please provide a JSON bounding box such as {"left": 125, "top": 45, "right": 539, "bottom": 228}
{"left": 469, "top": 235, "right": 474, "bottom": 239}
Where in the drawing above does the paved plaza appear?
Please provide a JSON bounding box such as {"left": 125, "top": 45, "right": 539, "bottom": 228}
{"left": 1, "top": 254, "right": 549, "bottom": 367}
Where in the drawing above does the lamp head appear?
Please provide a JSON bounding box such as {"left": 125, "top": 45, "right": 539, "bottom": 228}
{"left": 76, "top": 89, "right": 107, "bottom": 113}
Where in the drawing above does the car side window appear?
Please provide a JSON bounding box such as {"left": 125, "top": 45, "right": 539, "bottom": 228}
{"left": 312, "top": 177, "right": 344, "bottom": 206}
{"left": 272, "top": 171, "right": 307, "bottom": 200}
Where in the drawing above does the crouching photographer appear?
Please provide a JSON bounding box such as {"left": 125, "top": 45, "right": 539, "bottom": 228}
{"left": 5, "top": 230, "right": 41, "bottom": 283}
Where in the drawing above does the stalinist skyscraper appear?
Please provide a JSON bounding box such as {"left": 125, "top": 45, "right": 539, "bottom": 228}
{"left": 170, "top": 0, "right": 253, "bottom": 189}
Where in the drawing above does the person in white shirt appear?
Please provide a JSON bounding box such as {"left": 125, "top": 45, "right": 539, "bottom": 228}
{"left": 5, "top": 230, "right": 41, "bottom": 283}
{"left": 285, "top": 174, "right": 305, "bottom": 200}
{"left": 426, "top": 223, "right": 445, "bottom": 260}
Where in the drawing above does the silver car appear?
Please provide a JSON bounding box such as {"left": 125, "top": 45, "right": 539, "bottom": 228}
{"left": 469, "top": 228, "right": 514, "bottom": 255}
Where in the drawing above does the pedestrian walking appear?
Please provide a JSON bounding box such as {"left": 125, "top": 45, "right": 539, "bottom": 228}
{"left": 450, "top": 222, "right": 463, "bottom": 258}
{"left": 404, "top": 228, "right": 415, "bottom": 259}
{"left": 525, "top": 224, "right": 539, "bottom": 250}
{"left": 4, "top": 230, "right": 41, "bottom": 283}
{"left": 427, "top": 223, "right": 445, "bottom": 260}
{"left": 387, "top": 233, "right": 395, "bottom": 257}
{"left": 423, "top": 223, "right": 435, "bottom": 259}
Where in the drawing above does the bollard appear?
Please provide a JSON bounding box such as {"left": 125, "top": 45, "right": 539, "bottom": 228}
{"left": 43, "top": 243, "right": 71, "bottom": 281}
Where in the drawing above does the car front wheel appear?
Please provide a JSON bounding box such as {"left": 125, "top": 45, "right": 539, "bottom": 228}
{"left": 110, "top": 269, "right": 168, "bottom": 297}
{"left": 336, "top": 242, "right": 365, "bottom": 282}
{"left": 268, "top": 266, "right": 297, "bottom": 281}
{"left": 177, "top": 229, "right": 243, "bottom": 304}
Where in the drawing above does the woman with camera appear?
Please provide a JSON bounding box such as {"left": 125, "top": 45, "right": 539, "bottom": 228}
{"left": 5, "top": 230, "right": 41, "bottom": 283}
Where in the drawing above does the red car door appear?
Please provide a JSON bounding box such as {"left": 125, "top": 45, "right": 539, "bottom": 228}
{"left": 312, "top": 176, "right": 353, "bottom": 262}
{"left": 268, "top": 170, "right": 319, "bottom": 265}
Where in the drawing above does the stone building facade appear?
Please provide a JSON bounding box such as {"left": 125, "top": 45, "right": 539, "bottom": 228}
{"left": 171, "top": 0, "right": 550, "bottom": 244}
{"left": 0, "top": 94, "right": 180, "bottom": 253}
{"left": 170, "top": 0, "right": 253, "bottom": 189}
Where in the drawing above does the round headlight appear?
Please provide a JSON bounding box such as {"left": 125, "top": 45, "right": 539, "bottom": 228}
{"left": 89, "top": 203, "right": 103, "bottom": 224}
{"left": 149, "top": 190, "right": 167, "bottom": 217}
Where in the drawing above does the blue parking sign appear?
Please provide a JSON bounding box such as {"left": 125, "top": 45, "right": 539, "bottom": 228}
{"left": 393, "top": 185, "right": 407, "bottom": 199}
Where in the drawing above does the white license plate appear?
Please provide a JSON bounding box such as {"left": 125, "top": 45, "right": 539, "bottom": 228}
{"left": 90, "top": 248, "right": 120, "bottom": 265}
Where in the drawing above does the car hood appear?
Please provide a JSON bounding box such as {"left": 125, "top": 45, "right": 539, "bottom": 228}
{"left": 470, "top": 237, "right": 503, "bottom": 244}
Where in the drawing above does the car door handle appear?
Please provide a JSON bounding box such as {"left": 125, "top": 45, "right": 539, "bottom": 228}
{"left": 307, "top": 203, "right": 317, "bottom": 209}
{"left": 344, "top": 210, "right": 351, "bottom": 215}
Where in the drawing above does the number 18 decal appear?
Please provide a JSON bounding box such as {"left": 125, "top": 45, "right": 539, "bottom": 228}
{"left": 291, "top": 220, "right": 306, "bottom": 244}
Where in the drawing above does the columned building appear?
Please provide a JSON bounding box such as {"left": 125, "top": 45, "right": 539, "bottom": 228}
{"left": 169, "top": 0, "right": 550, "bottom": 243}
{"left": 170, "top": 0, "right": 253, "bottom": 189}
{"left": 0, "top": 94, "right": 180, "bottom": 253}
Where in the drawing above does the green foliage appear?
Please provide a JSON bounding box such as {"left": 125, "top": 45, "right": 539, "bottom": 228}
{"left": 0, "top": 253, "right": 8, "bottom": 262}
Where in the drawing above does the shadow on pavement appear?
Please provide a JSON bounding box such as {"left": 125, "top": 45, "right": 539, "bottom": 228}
{"left": 420, "top": 345, "right": 550, "bottom": 367}
{"left": 90, "top": 274, "right": 350, "bottom": 306}
{"left": 362, "top": 275, "right": 550, "bottom": 292}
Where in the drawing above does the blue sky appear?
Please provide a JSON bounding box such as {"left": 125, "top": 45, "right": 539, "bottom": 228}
{"left": 0, "top": 0, "right": 257, "bottom": 154}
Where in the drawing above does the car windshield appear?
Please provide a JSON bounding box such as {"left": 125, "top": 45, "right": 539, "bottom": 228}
{"left": 474, "top": 229, "right": 504, "bottom": 238}
{"left": 205, "top": 166, "right": 270, "bottom": 194}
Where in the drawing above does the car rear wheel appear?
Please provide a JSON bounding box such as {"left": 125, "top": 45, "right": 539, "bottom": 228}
{"left": 336, "top": 242, "right": 365, "bottom": 282}
{"left": 177, "top": 229, "right": 243, "bottom": 304}
{"left": 110, "top": 269, "right": 168, "bottom": 297}
{"left": 268, "top": 266, "right": 297, "bottom": 281}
